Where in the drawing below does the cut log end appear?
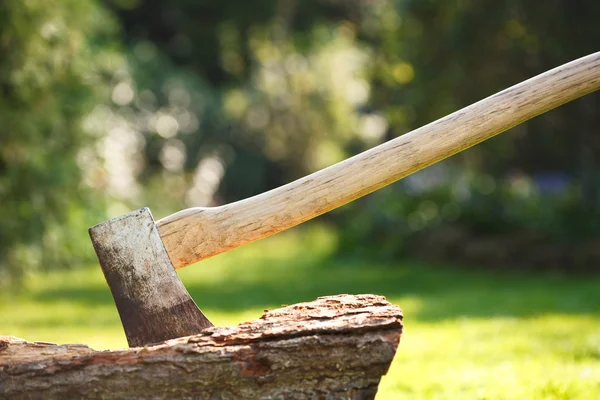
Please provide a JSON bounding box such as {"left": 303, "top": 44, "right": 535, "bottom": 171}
{"left": 0, "top": 294, "right": 403, "bottom": 400}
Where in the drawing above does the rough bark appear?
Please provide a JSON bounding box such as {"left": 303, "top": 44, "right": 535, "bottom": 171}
{"left": 0, "top": 294, "right": 403, "bottom": 400}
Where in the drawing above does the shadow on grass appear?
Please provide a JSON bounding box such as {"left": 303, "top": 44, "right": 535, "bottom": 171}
{"left": 32, "top": 254, "right": 600, "bottom": 323}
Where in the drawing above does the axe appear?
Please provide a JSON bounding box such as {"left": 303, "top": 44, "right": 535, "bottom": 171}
{"left": 90, "top": 52, "right": 600, "bottom": 347}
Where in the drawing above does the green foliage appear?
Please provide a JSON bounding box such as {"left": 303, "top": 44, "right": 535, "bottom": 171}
{"left": 329, "top": 0, "right": 600, "bottom": 265}
{"left": 109, "top": 20, "right": 379, "bottom": 207}
{"left": 112, "top": 0, "right": 600, "bottom": 226}
{"left": 3, "top": 0, "right": 600, "bottom": 279}
{"left": 336, "top": 165, "right": 600, "bottom": 270}
{"left": 0, "top": 0, "right": 123, "bottom": 282}
{"left": 108, "top": 2, "right": 385, "bottom": 203}
{"left": 367, "top": 0, "right": 600, "bottom": 177}
{"left": 220, "top": 24, "right": 373, "bottom": 182}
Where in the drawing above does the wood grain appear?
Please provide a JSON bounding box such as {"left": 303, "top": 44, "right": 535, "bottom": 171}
{"left": 157, "top": 52, "right": 600, "bottom": 269}
{"left": 0, "top": 294, "right": 403, "bottom": 400}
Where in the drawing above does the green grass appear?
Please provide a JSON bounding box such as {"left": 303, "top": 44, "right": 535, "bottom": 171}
{"left": 2, "top": 225, "right": 599, "bottom": 399}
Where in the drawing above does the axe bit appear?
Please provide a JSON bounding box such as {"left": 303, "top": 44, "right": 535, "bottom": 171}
{"left": 90, "top": 52, "right": 600, "bottom": 347}
{"left": 89, "top": 208, "right": 212, "bottom": 347}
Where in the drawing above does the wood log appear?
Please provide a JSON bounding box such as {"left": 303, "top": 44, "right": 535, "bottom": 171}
{"left": 0, "top": 294, "right": 403, "bottom": 400}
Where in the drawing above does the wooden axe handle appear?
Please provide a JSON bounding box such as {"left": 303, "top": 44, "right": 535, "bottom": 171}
{"left": 157, "top": 52, "right": 600, "bottom": 269}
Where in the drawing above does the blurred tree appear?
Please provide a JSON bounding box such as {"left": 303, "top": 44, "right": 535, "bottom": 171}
{"left": 366, "top": 0, "right": 600, "bottom": 179}
{"left": 0, "top": 0, "right": 125, "bottom": 284}
{"left": 108, "top": 0, "right": 600, "bottom": 198}
{"left": 104, "top": 0, "right": 600, "bottom": 271}
{"left": 3, "top": 0, "right": 598, "bottom": 280}
{"left": 108, "top": 0, "right": 347, "bottom": 86}
{"left": 336, "top": 0, "right": 600, "bottom": 267}
{"left": 108, "top": 1, "right": 378, "bottom": 203}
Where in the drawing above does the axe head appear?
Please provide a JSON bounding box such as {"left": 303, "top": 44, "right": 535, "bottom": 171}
{"left": 89, "top": 208, "right": 213, "bottom": 347}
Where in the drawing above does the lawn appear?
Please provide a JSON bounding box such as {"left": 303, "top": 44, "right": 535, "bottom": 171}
{"left": 2, "top": 225, "right": 599, "bottom": 399}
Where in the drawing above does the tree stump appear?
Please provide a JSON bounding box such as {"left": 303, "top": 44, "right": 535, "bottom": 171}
{"left": 0, "top": 294, "right": 403, "bottom": 399}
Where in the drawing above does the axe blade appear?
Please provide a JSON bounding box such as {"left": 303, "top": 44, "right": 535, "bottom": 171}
{"left": 89, "top": 208, "right": 213, "bottom": 347}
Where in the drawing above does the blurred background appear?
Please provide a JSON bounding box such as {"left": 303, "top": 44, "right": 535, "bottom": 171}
{"left": 1, "top": 1, "right": 599, "bottom": 398}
